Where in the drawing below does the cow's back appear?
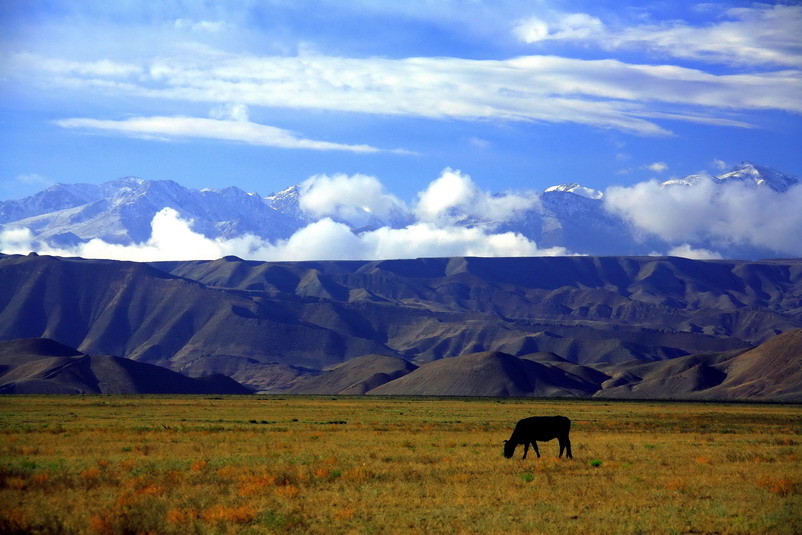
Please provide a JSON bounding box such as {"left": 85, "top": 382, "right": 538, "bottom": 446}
{"left": 512, "top": 415, "right": 570, "bottom": 441}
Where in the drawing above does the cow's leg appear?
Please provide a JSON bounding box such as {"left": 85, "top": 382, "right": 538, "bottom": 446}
{"left": 532, "top": 441, "right": 540, "bottom": 458}
{"left": 559, "top": 436, "right": 572, "bottom": 458}
{"left": 522, "top": 442, "right": 529, "bottom": 459}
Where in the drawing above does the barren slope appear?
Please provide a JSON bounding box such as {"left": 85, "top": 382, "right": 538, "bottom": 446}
{"left": 0, "top": 338, "right": 251, "bottom": 394}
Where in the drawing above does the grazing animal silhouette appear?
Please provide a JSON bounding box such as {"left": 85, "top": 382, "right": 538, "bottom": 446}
{"left": 503, "top": 416, "right": 572, "bottom": 459}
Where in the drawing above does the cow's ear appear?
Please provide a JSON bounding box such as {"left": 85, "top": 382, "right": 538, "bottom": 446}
{"left": 503, "top": 440, "right": 508, "bottom": 444}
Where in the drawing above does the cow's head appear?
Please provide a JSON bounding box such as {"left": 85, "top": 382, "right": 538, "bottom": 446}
{"left": 503, "top": 440, "right": 517, "bottom": 458}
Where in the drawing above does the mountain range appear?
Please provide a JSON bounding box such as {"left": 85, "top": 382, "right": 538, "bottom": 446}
{"left": 1, "top": 162, "right": 798, "bottom": 258}
{"left": 1, "top": 253, "right": 800, "bottom": 399}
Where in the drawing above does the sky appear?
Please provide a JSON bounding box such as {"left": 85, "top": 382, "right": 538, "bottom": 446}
{"left": 1, "top": 0, "right": 801, "bottom": 206}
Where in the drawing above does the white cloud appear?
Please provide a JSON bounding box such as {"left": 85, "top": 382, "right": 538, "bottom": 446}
{"left": 643, "top": 162, "right": 668, "bottom": 173}
{"left": 515, "top": 13, "right": 604, "bottom": 43}
{"left": 54, "top": 115, "right": 395, "bottom": 153}
{"left": 0, "top": 228, "right": 40, "bottom": 255}
{"left": 298, "top": 173, "right": 407, "bottom": 227}
{"left": 517, "top": 5, "right": 802, "bottom": 68}
{"left": 15, "top": 38, "right": 802, "bottom": 138}
{"left": 469, "top": 137, "right": 490, "bottom": 149}
{"left": 362, "top": 223, "right": 563, "bottom": 259}
{"left": 174, "top": 19, "right": 229, "bottom": 33}
{"left": 514, "top": 17, "right": 550, "bottom": 43}
{"left": 1, "top": 168, "right": 562, "bottom": 262}
{"left": 16, "top": 173, "right": 52, "bottom": 186}
{"left": 667, "top": 244, "right": 723, "bottom": 261}
{"left": 711, "top": 158, "right": 728, "bottom": 171}
{"left": 414, "top": 168, "right": 538, "bottom": 225}
{"left": 604, "top": 178, "right": 802, "bottom": 256}
{"left": 4, "top": 4, "right": 801, "bottom": 142}
{"left": 210, "top": 103, "right": 249, "bottom": 122}
{"left": 11, "top": 52, "right": 141, "bottom": 77}
{"left": 0, "top": 206, "right": 562, "bottom": 262}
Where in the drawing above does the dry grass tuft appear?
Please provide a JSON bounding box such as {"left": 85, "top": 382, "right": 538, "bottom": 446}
{"left": 758, "top": 476, "right": 800, "bottom": 497}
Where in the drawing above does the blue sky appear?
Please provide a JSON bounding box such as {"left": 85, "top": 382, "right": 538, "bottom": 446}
{"left": 1, "top": 0, "right": 801, "bottom": 203}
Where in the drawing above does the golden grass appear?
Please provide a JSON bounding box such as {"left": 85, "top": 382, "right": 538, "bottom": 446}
{"left": 1, "top": 396, "right": 800, "bottom": 534}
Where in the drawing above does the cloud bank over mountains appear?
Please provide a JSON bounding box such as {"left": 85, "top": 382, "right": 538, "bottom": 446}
{"left": 1, "top": 163, "right": 800, "bottom": 262}
{"left": 605, "top": 176, "right": 802, "bottom": 256}
{"left": 0, "top": 170, "right": 563, "bottom": 261}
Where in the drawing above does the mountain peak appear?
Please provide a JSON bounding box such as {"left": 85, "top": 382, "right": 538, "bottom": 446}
{"left": 660, "top": 162, "right": 799, "bottom": 193}
{"left": 716, "top": 162, "right": 799, "bottom": 192}
{"left": 106, "top": 176, "right": 146, "bottom": 187}
{"left": 544, "top": 183, "right": 603, "bottom": 200}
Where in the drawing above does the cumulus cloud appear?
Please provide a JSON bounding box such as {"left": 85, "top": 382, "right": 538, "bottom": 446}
{"left": 0, "top": 228, "right": 41, "bottom": 255}
{"left": 414, "top": 168, "right": 538, "bottom": 225}
{"left": 54, "top": 115, "right": 397, "bottom": 153}
{"left": 298, "top": 173, "right": 407, "bottom": 227}
{"left": 604, "top": 178, "right": 802, "bottom": 256}
{"left": 0, "top": 213, "right": 553, "bottom": 262}
{"left": 1, "top": 180, "right": 561, "bottom": 262}
{"left": 667, "top": 244, "right": 723, "bottom": 261}
{"left": 643, "top": 162, "right": 668, "bottom": 173}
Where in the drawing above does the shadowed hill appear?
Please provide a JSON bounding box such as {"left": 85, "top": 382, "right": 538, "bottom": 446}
{"left": 0, "top": 338, "right": 251, "bottom": 394}
{"left": 288, "top": 354, "right": 418, "bottom": 395}
{"left": 697, "top": 329, "right": 802, "bottom": 400}
{"left": 594, "top": 329, "right": 802, "bottom": 400}
{"left": 367, "top": 351, "right": 604, "bottom": 397}
{"left": 293, "top": 332, "right": 801, "bottom": 400}
{"left": 2, "top": 253, "right": 802, "bottom": 395}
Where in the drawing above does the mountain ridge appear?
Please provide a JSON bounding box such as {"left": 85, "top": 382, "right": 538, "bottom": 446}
{"left": 2, "top": 162, "right": 798, "bottom": 259}
{"left": 1, "top": 253, "right": 801, "bottom": 395}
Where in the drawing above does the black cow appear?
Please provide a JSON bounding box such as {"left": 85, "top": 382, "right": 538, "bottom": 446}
{"left": 503, "top": 416, "right": 572, "bottom": 459}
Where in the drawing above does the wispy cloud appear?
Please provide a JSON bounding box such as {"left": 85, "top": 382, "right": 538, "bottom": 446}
{"left": 174, "top": 19, "right": 229, "bottom": 33}
{"left": 54, "top": 113, "right": 403, "bottom": 153}
{"left": 11, "top": 52, "right": 141, "bottom": 77}
{"left": 14, "top": 40, "right": 801, "bottom": 137}
{"left": 16, "top": 173, "right": 52, "bottom": 187}
{"left": 515, "top": 4, "right": 802, "bottom": 68}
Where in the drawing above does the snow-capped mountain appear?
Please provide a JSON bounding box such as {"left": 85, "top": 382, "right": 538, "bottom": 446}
{"left": 0, "top": 162, "right": 798, "bottom": 258}
{"left": 715, "top": 162, "right": 798, "bottom": 192}
{"left": 544, "top": 182, "right": 604, "bottom": 199}
{"left": 660, "top": 162, "right": 799, "bottom": 192}
{"left": 0, "top": 177, "right": 302, "bottom": 246}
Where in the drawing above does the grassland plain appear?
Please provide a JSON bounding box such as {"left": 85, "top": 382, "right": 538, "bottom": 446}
{"left": 0, "top": 396, "right": 800, "bottom": 535}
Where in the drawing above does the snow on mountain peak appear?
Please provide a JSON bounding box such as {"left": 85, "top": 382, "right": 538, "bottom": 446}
{"left": 659, "top": 162, "right": 799, "bottom": 193}
{"left": 661, "top": 174, "right": 706, "bottom": 188}
{"left": 716, "top": 162, "right": 799, "bottom": 192}
{"left": 544, "top": 182, "right": 603, "bottom": 200}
